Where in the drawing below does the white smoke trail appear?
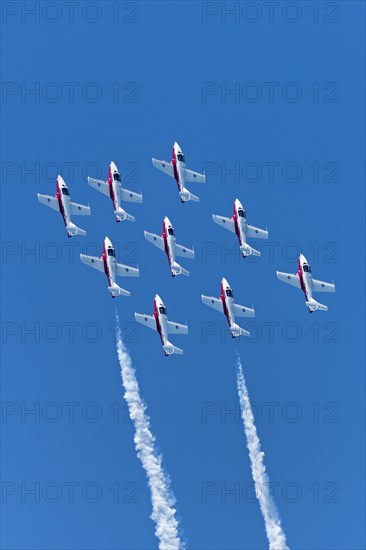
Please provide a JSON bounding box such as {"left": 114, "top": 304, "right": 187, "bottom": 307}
{"left": 115, "top": 312, "right": 183, "bottom": 550}
{"left": 236, "top": 351, "right": 289, "bottom": 550}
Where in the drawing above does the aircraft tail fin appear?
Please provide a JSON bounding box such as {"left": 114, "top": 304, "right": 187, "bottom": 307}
{"left": 179, "top": 189, "right": 199, "bottom": 203}
{"left": 108, "top": 283, "right": 131, "bottom": 298}
{"left": 163, "top": 341, "right": 184, "bottom": 356}
{"left": 231, "top": 323, "right": 250, "bottom": 338}
{"left": 171, "top": 262, "right": 190, "bottom": 277}
{"left": 305, "top": 298, "right": 328, "bottom": 312}
{"left": 240, "top": 243, "right": 261, "bottom": 257}
{"left": 66, "top": 222, "right": 86, "bottom": 237}
{"left": 114, "top": 208, "right": 135, "bottom": 222}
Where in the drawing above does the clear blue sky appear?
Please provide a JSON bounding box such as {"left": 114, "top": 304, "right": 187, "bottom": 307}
{"left": 1, "top": 2, "right": 365, "bottom": 549}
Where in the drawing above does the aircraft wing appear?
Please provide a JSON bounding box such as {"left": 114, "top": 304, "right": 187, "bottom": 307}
{"left": 175, "top": 243, "right": 195, "bottom": 259}
{"left": 70, "top": 202, "right": 91, "bottom": 216}
{"left": 144, "top": 231, "right": 165, "bottom": 251}
{"left": 246, "top": 224, "right": 269, "bottom": 239}
{"left": 152, "top": 158, "right": 174, "bottom": 177}
{"left": 185, "top": 168, "right": 206, "bottom": 183}
{"left": 37, "top": 194, "right": 59, "bottom": 212}
{"left": 135, "top": 313, "right": 157, "bottom": 331}
{"left": 80, "top": 254, "right": 104, "bottom": 272}
{"left": 201, "top": 295, "right": 224, "bottom": 312}
{"left": 116, "top": 263, "right": 139, "bottom": 277}
{"left": 88, "top": 177, "right": 110, "bottom": 196}
{"left": 120, "top": 188, "right": 143, "bottom": 203}
{"left": 312, "top": 279, "right": 336, "bottom": 293}
{"left": 233, "top": 303, "right": 255, "bottom": 318}
{"left": 166, "top": 321, "right": 189, "bottom": 335}
{"left": 212, "top": 215, "right": 235, "bottom": 233}
{"left": 276, "top": 271, "right": 301, "bottom": 288}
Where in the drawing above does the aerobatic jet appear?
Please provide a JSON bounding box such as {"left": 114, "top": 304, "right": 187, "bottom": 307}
{"left": 144, "top": 216, "right": 195, "bottom": 276}
{"left": 80, "top": 236, "right": 139, "bottom": 298}
{"left": 202, "top": 278, "right": 255, "bottom": 338}
{"left": 277, "top": 254, "right": 335, "bottom": 312}
{"left": 152, "top": 142, "right": 206, "bottom": 203}
{"left": 37, "top": 176, "right": 91, "bottom": 237}
{"left": 212, "top": 198, "right": 268, "bottom": 257}
{"left": 87, "top": 161, "right": 142, "bottom": 222}
{"left": 135, "top": 295, "right": 188, "bottom": 355}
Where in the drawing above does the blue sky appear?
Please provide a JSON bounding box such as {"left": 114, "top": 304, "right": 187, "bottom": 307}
{"left": 1, "top": 1, "right": 365, "bottom": 549}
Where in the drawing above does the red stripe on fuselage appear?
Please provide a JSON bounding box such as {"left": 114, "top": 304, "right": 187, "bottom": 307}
{"left": 233, "top": 203, "right": 242, "bottom": 246}
{"left": 162, "top": 220, "right": 173, "bottom": 273}
{"left": 102, "top": 242, "right": 111, "bottom": 286}
{"left": 298, "top": 258, "right": 308, "bottom": 301}
{"left": 56, "top": 180, "right": 67, "bottom": 227}
{"left": 220, "top": 282, "right": 231, "bottom": 329}
{"left": 154, "top": 299, "right": 165, "bottom": 345}
{"left": 108, "top": 165, "right": 118, "bottom": 215}
{"left": 172, "top": 148, "right": 181, "bottom": 192}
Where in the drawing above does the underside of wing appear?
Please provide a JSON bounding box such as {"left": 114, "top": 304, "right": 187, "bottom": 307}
{"left": 246, "top": 224, "right": 269, "bottom": 239}
{"left": 88, "top": 177, "right": 110, "bottom": 196}
{"left": 201, "top": 295, "right": 224, "bottom": 312}
{"left": 212, "top": 214, "right": 235, "bottom": 233}
{"left": 37, "top": 194, "right": 59, "bottom": 212}
{"left": 116, "top": 263, "right": 139, "bottom": 277}
{"left": 144, "top": 231, "right": 165, "bottom": 251}
{"left": 233, "top": 303, "right": 255, "bottom": 318}
{"left": 312, "top": 278, "right": 336, "bottom": 293}
{"left": 185, "top": 168, "right": 206, "bottom": 183}
{"left": 134, "top": 313, "right": 157, "bottom": 331}
{"left": 120, "top": 188, "right": 143, "bottom": 203}
{"left": 70, "top": 202, "right": 91, "bottom": 216}
{"left": 166, "top": 320, "right": 189, "bottom": 335}
{"left": 276, "top": 271, "right": 301, "bottom": 288}
{"left": 80, "top": 254, "right": 104, "bottom": 272}
{"left": 175, "top": 243, "right": 195, "bottom": 259}
{"left": 152, "top": 158, "right": 174, "bottom": 177}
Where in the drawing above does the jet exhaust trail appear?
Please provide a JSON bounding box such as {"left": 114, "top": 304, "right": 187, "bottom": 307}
{"left": 115, "top": 311, "right": 183, "bottom": 550}
{"left": 236, "top": 351, "right": 289, "bottom": 550}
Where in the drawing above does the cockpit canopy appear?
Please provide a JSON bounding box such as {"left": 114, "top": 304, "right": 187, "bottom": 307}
{"left": 303, "top": 264, "right": 311, "bottom": 273}
{"left": 238, "top": 209, "right": 246, "bottom": 218}
{"left": 177, "top": 153, "right": 185, "bottom": 162}
{"left": 168, "top": 227, "right": 175, "bottom": 236}
{"left": 107, "top": 248, "right": 116, "bottom": 257}
{"left": 226, "top": 288, "right": 233, "bottom": 298}
{"left": 61, "top": 187, "right": 69, "bottom": 196}
{"left": 114, "top": 173, "right": 121, "bottom": 182}
{"left": 159, "top": 306, "right": 166, "bottom": 315}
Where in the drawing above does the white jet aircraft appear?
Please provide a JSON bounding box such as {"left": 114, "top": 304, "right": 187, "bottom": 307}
{"left": 144, "top": 217, "right": 195, "bottom": 277}
{"left": 80, "top": 236, "right": 139, "bottom": 298}
{"left": 277, "top": 254, "right": 335, "bottom": 312}
{"left": 87, "top": 161, "right": 142, "bottom": 222}
{"left": 135, "top": 295, "right": 188, "bottom": 355}
{"left": 213, "top": 198, "right": 268, "bottom": 257}
{"left": 37, "top": 176, "right": 91, "bottom": 237}
{"left": 202, "top": 278, "right": 255, "bottom": 338}
{"left": 152, "top": 142, "right": 206, "bottom": 203}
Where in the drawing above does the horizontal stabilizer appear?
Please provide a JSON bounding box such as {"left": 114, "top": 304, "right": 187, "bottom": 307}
{"left": 231, "top": 323, "right": 250, "bottom": 338}
{"left": 305, "top": 298, "right": 328, "bottom": 312}
{"left": 179, "top": 190, "right": 199, "bottom": 203}
{"left": 240, "top": 243, "right": 261, "bottom": 257}
{"left": 163, "top": 341, "right": 183, "bottom": 356}
{"left": 171, "top": 262, "right": 190, "bottom": 277}
{"left": 108, "top": 283, "right": 130, "bottom": 298}
{"left": 114, "top": 208, "right": 135, "bottom": 222}
{"left": 66, "top": 222, "right": 86, "bottom": 237}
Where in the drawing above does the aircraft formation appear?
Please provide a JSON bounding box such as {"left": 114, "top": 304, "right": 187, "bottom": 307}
{"left": 38, "top": 142, "right": 336, "bottom": 355}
